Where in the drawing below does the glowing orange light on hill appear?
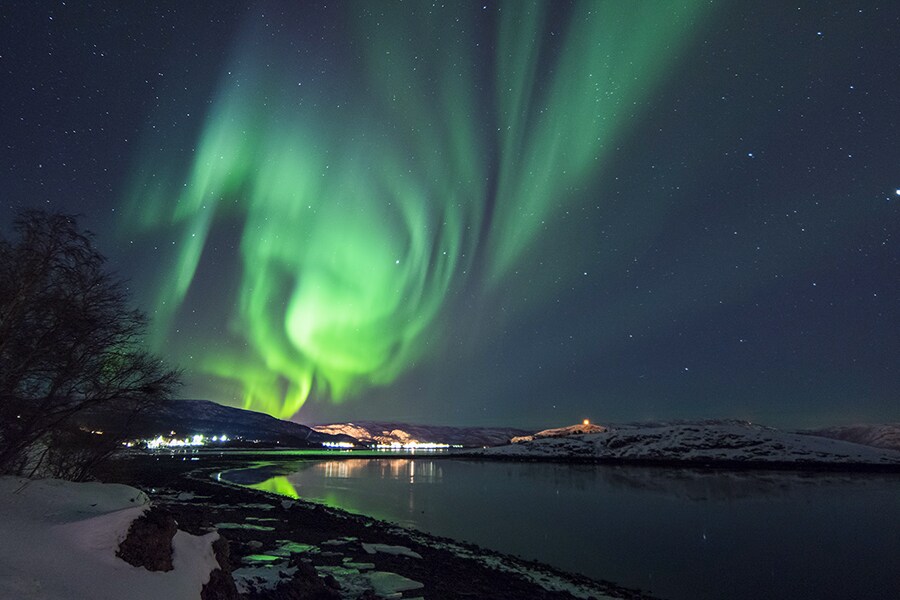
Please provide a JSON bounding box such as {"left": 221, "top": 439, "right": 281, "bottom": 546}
{"left": 583, "top": 419, "right": 590, "bottom": 426}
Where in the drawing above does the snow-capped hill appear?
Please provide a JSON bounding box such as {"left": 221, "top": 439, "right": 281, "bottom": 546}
{"left": 475, "top": 422, "right": 900, "bottom": 467}
{"left": 510, "top": 422, "right": 607, "bottom": 443}
{"left": 802, "top": 424, "right": 900, "bottom": 452}
{"left": 313, "top": 421, "right": 532, "bottom": 447}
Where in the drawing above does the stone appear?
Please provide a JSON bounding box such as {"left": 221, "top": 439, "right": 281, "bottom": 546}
{"left": 116, "top": 507, "right": 177, "bottom": 572}
{"left": 202, "top": 536, "right": 239, "bottom": 600}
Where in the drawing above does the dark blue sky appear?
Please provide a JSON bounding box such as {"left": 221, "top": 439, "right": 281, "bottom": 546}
{"left": 1, "top": 1, "right": 897, "bottom": 428}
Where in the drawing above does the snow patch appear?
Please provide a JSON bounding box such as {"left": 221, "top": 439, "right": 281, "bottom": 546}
{"left": 316, "top": 565, "right": 423, "bottom": 600}
{"left": 368, "top": 570, "right": 424, "bottom": 595}
{"left": 215, "top": 521, "right": 275, "bottom": 531}
{"left": 361, "top": 543, "right": 422, "bottom": 559}
{"left": 0, "top": 476, "right": 220, "bottom": 600}
{"left": 232, "top": 564, "right": 297, "bottom": 594}
{"left": 478, "top": 422, "right": 900, "bottom": 465}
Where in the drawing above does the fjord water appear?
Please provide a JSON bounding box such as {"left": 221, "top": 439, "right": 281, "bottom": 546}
{"left": 222, "top": 458, "right": 900, "bottom": 600}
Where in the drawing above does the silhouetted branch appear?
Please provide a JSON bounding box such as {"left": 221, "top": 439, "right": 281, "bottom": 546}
{"left": 0, "top": 210, "right": 181, "bottom": 478}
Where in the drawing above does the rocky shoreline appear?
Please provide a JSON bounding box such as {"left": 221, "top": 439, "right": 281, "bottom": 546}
{"left": 98, "top": 454, "right": 658, "bottom": 600}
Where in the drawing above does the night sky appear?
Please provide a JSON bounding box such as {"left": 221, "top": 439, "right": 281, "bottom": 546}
{"left": 2, "top": 1, "right": 897, "bottom": 429}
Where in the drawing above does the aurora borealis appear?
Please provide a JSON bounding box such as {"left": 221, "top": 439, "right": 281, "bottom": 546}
{"left": 119, "top": 1, "right": 708, "bottom": 418}
{"left": 2, "top": 1, "right": 898, "bottom": 427}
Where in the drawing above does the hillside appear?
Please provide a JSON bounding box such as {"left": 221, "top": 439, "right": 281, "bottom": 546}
{"left": 510, "top": 422, "right": 607, "bottom": 443}
{"left": 473, "top": 420, "right": 900, "bottom": 467}
{"left": 75, "top": 399, "right": 355, "bottom": 447}
{"left": 313, "top": 421, "right": 532, "bottom": 447}
{"left": 802, "top": 424, "right": 900, "bottom": 452}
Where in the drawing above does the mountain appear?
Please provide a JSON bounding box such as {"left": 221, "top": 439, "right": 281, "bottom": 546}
{"left": 510, "top": 422, "right": 607, "bottom": 443}
{"left": 471, "top": 420, "right": 900, "bottom": 467}
{"left": 801, "top": 424, "right": 900, "bottom": 452}
{"left": 312, "top": 421, "right": 533, "bottom": 447}
{"left": 75, "top": 399, "right": 356, "bottom": 447}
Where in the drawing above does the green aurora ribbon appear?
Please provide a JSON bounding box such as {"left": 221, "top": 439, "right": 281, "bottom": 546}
{"left": 123, "top": 1, "right": 709, "bottom": 418}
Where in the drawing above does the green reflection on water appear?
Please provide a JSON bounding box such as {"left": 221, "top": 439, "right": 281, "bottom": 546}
{"left": 225, "top": 460, "right": 400, "bottom": 523}
{"left": 246, "top": 476, "right": 300, "bottom": 499}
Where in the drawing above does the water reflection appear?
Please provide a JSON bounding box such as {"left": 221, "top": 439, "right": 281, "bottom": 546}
{"left": 220, "top": 459, "right": 900, "bottom": 600}
{"left": 247, "top": 476, "right": 299, "bottom": 498}
{"left": 221, "top": 459, "right": 445, "bottom": 522}
{"left": 313, "top": 458, "right": 443, "bottom": 484}
{"left": 310, "top": 459, "right": 444, "bottom": 517}
{"left": 534, "top": 464, "right": 892, "bottom": 501}
{"left": 224, "top": 458, "right": 444, "bottom": 486}
{"left": 220, "top": 461, "right": 315, "bottom": 485}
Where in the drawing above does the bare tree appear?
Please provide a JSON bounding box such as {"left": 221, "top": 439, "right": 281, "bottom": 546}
{"left": 0, "top": 210, "right": 180, "bottom": 477}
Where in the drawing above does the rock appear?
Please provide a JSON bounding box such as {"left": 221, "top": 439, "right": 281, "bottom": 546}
{"left": 296, "top": 562, "right": 319, "bottom": 579}
{"left": 288, "top": 554, "right": 310, "bottom": 568}
{"left": 258, "top": 562, "right": 342, "bottom": 600}
{"left": 202, "top": 565, "right": 238, "bottom": 599}
{"left": 116, "top": 507, "right": 177, "bottom": 571}
{"left": 322, "top": 573, "right": 341, "bottom": 590}
{"left": 201, "top": 535, "right": 239, "bottom": 600}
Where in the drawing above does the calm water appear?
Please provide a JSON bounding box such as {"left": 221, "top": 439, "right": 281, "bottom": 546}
{"left": 221, "top": 458, "right": 900, "bottom": 600}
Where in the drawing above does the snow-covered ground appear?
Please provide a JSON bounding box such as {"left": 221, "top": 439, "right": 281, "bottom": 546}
{"left": 510, "top": 422, "right": 607, "bottom": 443}
{"left": 474, "top": 421, "right": 900, "bottom": 465}
{"left": 0, "top": 477, "right": 220, "bottom": 600}
{"left": 802, "top": 423, "right": 900, "bottom": 452}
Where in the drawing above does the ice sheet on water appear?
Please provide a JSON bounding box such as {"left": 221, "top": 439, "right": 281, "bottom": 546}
{"left": 361, "top": 542, "right": 422, "bottom": 559}
{"left": 232, "top": 564, "right": 297, "bottom": 594}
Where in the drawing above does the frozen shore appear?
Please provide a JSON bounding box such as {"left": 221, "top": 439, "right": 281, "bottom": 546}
{"left": 84, "top": 454, "right": 658, "bottom": 600}
{"left": 0, "top": 476, "right": 220, "bottom": 600}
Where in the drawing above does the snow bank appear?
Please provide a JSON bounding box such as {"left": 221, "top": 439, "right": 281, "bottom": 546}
{"left": 0, "top": 477, "right": 219, "bottom": 600}
{"left": 478, "top": 422, "right": 900, "bottom": 465}
{"left": 803, "top": 423, "right": 900, "bottom": 452}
